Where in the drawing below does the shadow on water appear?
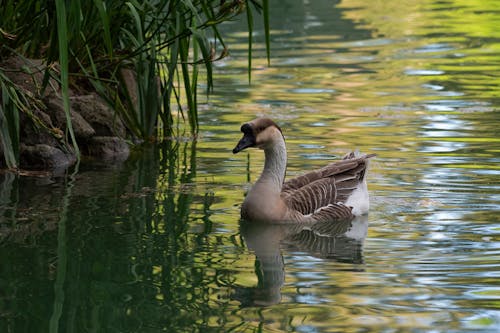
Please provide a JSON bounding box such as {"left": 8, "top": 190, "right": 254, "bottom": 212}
{"left": 236, "top": 215, "right": 368, "bottom": 307}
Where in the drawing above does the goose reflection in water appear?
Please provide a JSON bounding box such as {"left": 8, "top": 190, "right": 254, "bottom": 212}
{"left": 234, "top": 215, "right": 368, "bottom": 307}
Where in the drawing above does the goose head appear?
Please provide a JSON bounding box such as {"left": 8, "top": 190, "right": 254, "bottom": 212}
{"left": 233, "top": 118, "right": 284, "bottom": 154}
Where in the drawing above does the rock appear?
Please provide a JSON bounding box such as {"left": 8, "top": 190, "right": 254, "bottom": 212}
{"left": 70, "top": 94, "right": 127, "bottom": 138}
{"left": 1, "top": 57, "right": 58, "bottom": 94}
{"left": 120, "top": 68, "right": 139, "bottom": 111}
{"left": 19, "top": 109, "right": 60, "bottom": 147}
{"left": 44, "top": 95, "right": 96, "bottom": 141}
{"left": 19, "top": 144, "right": 76, "bottom": 170}
{"left": 84, "top": 136, "right": 129, "bottom": 161}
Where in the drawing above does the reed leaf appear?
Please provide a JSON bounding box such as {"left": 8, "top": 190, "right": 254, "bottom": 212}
{"left": 180, "top": 36, "right": 197, "bottom": 132}
{"left": 262, "top": 0, "right": 271, "bottom": 65}
{"left": 0, "top": 83, "right": 19, "bottom": 168}
{"left": 191, "top": 28, "right": 213, "bottom": 93}
{"left": 54, "top": 0, "right": 80, "bottom": 157}
{"left": 245, "top": 0, "right": 254, "bottom": 83}
{"left": 93, "top": 0, "right": 113, "bottom": 57}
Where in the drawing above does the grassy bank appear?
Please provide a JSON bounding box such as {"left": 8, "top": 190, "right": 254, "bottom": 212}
{"left": 0, "top": 0, "right": 269, "bottom": 169}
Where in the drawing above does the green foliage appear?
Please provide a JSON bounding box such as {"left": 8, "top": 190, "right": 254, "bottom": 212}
{"left": 0, "top": 0, "right": 270, "bottom": 167}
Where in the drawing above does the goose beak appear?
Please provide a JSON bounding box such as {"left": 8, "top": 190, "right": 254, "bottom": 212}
{"left": 233, "top": 133, "right": 255, "bottom": 154}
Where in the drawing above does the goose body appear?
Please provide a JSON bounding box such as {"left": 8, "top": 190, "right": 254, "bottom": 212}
{"left": 233, "top": 117, "right": 375, "bottom": 223}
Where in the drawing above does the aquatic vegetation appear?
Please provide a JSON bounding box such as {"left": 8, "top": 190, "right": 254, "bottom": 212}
{"left": 0, "top": 0, "right": 270, "bottom": 168}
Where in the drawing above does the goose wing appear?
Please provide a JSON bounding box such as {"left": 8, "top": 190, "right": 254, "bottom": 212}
{"left": 281, "top": 154, "right": 374, "bottom": 215}
{"left": 282, "top": 153, "right": 375, "bottom": 192}
{"left": 281, "top": 170, "right": 361, "bottom": 215}
{"left": 282, "top": 159, "right": 358, "bottom": 192}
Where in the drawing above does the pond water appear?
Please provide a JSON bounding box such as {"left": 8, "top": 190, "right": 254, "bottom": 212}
{"left": 1, "top": 0, "right": 499, "bottom": 332}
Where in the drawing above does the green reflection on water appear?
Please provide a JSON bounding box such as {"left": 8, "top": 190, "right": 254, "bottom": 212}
{"left": 0, "top": 142, "right": 240, "bottom": 332}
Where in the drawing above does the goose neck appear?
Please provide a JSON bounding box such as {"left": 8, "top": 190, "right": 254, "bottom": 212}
{"left": 260, "top": 138, "right": 287, "bottom": 190}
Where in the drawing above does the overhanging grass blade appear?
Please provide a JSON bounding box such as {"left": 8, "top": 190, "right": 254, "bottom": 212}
{"left": 180, "top": 39, "right": 197, "bottom": 133}
{"left": 199, "top": 1, "right": 227, "bottom": 49}
{"left": 246, "top": 0, "right": 254, "bottom": 83}
{"left": 262, "top": 0, "right": 271, "bottom": 66}
{"left": 191, "top": 28, "right": 213, "bottom": 93}
{"left": 93, "top": 0, "right": 113, "bottom": 57}
{"left": 55, "top": 0, "right": 80, "bottom": 158}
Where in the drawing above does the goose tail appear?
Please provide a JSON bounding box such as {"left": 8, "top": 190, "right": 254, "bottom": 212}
{"left": 343, "top": 151, "right": 376, "bottom": 216}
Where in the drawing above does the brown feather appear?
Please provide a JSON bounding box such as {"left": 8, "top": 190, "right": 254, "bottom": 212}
{"left": 281, "top": 154, "right": 374, "bottom": 217}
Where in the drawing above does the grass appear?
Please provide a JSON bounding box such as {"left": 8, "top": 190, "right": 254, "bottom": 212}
{"left": 0, "top": 0, "right": 270, "bottom": 168}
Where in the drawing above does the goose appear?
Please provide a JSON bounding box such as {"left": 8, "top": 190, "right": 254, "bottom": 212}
{"left": 232, "top": 117, "right": 375, "bottom": 223}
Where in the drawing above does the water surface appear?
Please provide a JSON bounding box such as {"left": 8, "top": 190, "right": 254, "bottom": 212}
{"left": 1, "top": 0, "right": 499, "bottom": 332}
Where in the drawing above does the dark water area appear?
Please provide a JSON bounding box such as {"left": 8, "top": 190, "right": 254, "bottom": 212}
{"left": 1, "top": 0, "right": 499, "bottom": 332}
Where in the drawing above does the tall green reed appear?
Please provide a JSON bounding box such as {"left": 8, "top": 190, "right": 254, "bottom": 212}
{"left": 54, "top": 0, "right": 80, "bottom": 157}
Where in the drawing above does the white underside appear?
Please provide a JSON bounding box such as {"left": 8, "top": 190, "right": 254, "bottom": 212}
{"left": 344, "top": 215, "right": 369, "bottom": 240}
{"left": 344, "top": 180, "right": 369, "bottom": 216}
